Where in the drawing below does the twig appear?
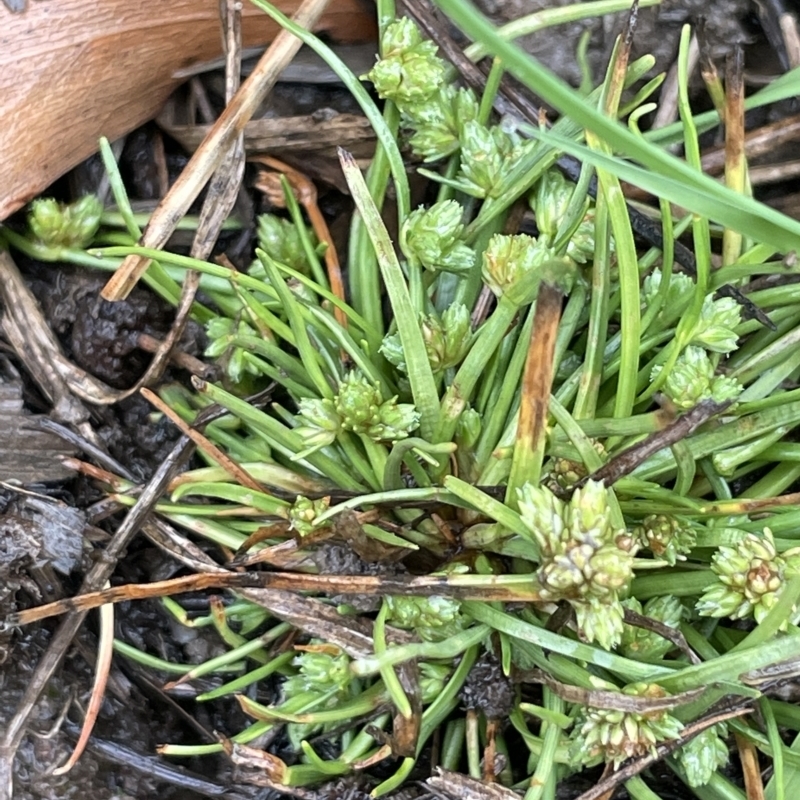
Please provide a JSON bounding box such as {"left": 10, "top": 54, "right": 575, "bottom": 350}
{"left": 101, "top": 0, "right": 334, "bottom": 301}
{"left": 735, "top": 731, "right": 766, "bottom": 800}
{"left": 582, "top": 399, "right": 731, "bottom": 488}
{"left": 251, "top": 155, "right": 347, "bottom": 328}
{"left": 528, "top": 670, "right": 704, "bottom": 712}
{"left": 135, "top": 333, "right": 213, "bottom": 378}
{"left": 51, "top": 583, "right": 114, "bottom": 775}
{"left": 622, "top": 609, "right": 702, "bottom": 665}
{"left": 7, "top": 572, "right": 543, "bottom": 627}
{"left": 652, "top": 33, "right": 699, "bottom": 130}
{"left": 507, "top": 280, "right": 563, "bottom": 498}
{"left": 140, "top": 386, "right": 264, "bottom": 493}
{"left": 60, "top": 721, "right": 250, "bottom": 799}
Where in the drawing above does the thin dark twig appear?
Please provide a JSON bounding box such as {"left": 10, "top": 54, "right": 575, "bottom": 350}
{"left": 622, "top": 609, "right": 702, "bottom": 665}
{"left": 61, "top": 722, "right": 252, "bottom": 800}
{"left": 28, "top": 418, "right": 137, "bottom": 482}
{"left": 583, "top": 399, "right": 731, "bottom": 487}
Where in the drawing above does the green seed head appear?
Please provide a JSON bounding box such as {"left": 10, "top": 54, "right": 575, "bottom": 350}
{"left": 401, "top": 200, "right": 475, "bottom": 275}
{"left": 697, "top": 529, "right": 800, "bottom": 625}
{"left": 386, "top": 594, "right": 469, "bottom": 641}
{"left": 571, "top": 683, "right": 683, "bottom": 767}
{"left": 532, "top": 169, "right": 575, "bottom": 243}
{"left": 366, "top": 19, "right": 447, "bottom": 106}
{"left": 651, "top": 346, "right": 742, "bottom": 409}
{"left": 676, "top": 725, "right": 729, "bottom": 787}
{"left": 481, "top": 233, "right": 557, "bottom": 298}
{"left": 29, "top": 195, "right": 103, "bottom": 249}
{"left": 406, "top": 86, "right": 480, "bottom": 162}
{"left": 634, "top": 514, "right": 696, "bottom": 565}
{"left": 288, "top": 496, "right": 330, "bottom": 537}
{"left": 283, "top": 644, "right": 352, "bottom": 698}
{"left": 458, "top": 121, "right": 512, "bottom": 199}
{"left": 334, "top": 373, "right": 383, "bottom": 433}
{"left": 621, "top": 595, "right": 684, "bottom": 659}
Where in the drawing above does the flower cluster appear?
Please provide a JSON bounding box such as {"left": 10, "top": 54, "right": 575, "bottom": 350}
{"left": 28, "top": 195, "right": 103, "bottom": 249}
{"left": 677, "top": 724, "right": 728, "bottom": 787}
{"left": 518, "top": 480, "right": 633, "bottom": 649}
{"left": 481, "top": 233, "right": 562, "bottom": 299}
{"left": 400, "top": 200, "right": 475, "bottom": 274}
{"left": 633, "top": 514, "right": 696, "bottom": 565}
{"left": 365, "top": 19, "right": 478, "bottom": 162}
{"left": 294, "top": 372, "right": 419, "bottom": 457}
{"left": 457, "top": 121, "right": 519, "bottom": 199}
{"left": 676, "top": 725, "right": 729, "bottom": 787}
{"left": 651, "top": 346, "right": 742, "bottom": 409}
{"left": 406, "top": 85, "right": 479, "bottom": 161}
{"left": 691, "top": 296, "right": 741, "bottom": 354}
{"left": 282, "top": 643, "right": 354, "bottom": 751}
{"left": 419, "top": 662, "right": 452, "bottom": 703}
{"left": 570, "top": 683, "right": 684, "bottom": 767}
{"left": 283, "top": 643, "right": 352, "bottom": 698}
{"left": 382, "top": 303, "right": 472, "bottom": 375}
{"left": 365, "top": 17, "right": 447, "bottom": 107}
{"left": 546, "top": 457, "right": 588, "bottom": 493}
{"left": 288, "top": 496, "right": 330, "bottom": 537}
{"left": 530, "top": 169, "right": 599, "bottom": 264}
{"left": 696, "top": 529, "right": 800, "bottom": 624}
{"left": 366, "top": 19, "right": 533, "bottom": 196}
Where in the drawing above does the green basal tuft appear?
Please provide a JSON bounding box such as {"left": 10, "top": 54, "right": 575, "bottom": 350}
{"left": 696, "top": 528, "right": 800, "bottom": 624}
{"left": 283, "top": 644, "right": 352, "bottom": 698}
{"left": 518, "top": 481, "right": 633, "bottom": 649}
{"left": 633, "top": 514, "right": 696, "bottom": 565}
{"left": 251, "top": 214, "right": 318, "bottom": 276}
{"left": 651, "top": 346, "right": 742, "bottom": 409}
{"left": 675, "top": 725, "right": 729, "bottom": 787}
{"left": 204, "top": 317, "right": 261, "bottom": 384}
{"left": 620, "top": 595, "right": 685, "bottom": 659}
{"left": 570, "top": 683, "right": 684, "bottom": 768}
{"left": 386, "top": 593, "right": 470, "bottom": 642}
{"left": 400, "top": 200, "right": 475, "bottom": 275}
{"left": 28, "top": 195, "right": 103, "bottom": 249}
{"left": 288, "top": 496, "right": 330, "bottom": 537}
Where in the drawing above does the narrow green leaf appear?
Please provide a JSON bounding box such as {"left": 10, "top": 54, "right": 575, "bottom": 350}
{"left": 339, "top": 150, "right": 440, "bottom": 441}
